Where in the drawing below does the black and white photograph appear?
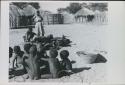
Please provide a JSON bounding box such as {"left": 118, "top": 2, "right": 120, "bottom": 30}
{"left": 8, "top": 1, "right": 108, "bottom": 82}
{"left": 1, "top": 1, "right": 125, "bottom": 84}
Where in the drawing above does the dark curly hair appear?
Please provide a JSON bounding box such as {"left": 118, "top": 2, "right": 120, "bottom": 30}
{"left": 13, "top": 46, "right": 21, "bottom": 54}
{"left": 9, "top": 47, "right": 13, "bottom": 58}
{"left": 29, "top": 45, "right": 37, "bottom": 56}
{"left": 49, "top": 48, "right": 58, "bottom": 58}
{"left": 24, "top": 43, "right": 32, "bottom": 53}
{"left": 60, "top": 50, "right": 69, "bottom": 59}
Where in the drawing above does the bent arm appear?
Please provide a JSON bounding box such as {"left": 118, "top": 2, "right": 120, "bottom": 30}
{"left": 41, "top": 58, "right": 49, "bottom": 61}
{"left": 32, "top": 15, "right": 36, "bottom": 20}
{"left": 12, "top": 54, "right": 17, "bottom": 69}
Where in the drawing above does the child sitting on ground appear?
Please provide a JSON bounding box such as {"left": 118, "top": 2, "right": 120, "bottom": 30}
{"left": 23, "top": 27, "right": 36, "bottom": 42}
{"left": 12, "top": 46, "right": 24, "bottom": 69}
{"left": 59, "top": 50, "right": 73, "bottom": 77}
{"left": 41, "top": 48, "right": 60, "bottom": 78}
{"left": 23, "top": 45, "right": 41, "bottom": 80}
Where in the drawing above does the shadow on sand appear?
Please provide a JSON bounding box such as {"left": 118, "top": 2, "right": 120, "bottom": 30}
{"left": 76, "top": 51, "right": 107, "bottom": 64}
{"left": 94, "top": 54, "right": 107, "bottom": 63}
{"left": 72, "top": 67, "right": 91, "bottom": 73}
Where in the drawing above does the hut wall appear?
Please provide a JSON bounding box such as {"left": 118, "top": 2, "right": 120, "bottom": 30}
{"left": 9, "top": 13, "right": 20, "bottom": 29}
{"left": 43, "top": 14, "right": 64, "bottom": 25}
{"left": 61, "top": 12, "right": 74, "bottom": 24}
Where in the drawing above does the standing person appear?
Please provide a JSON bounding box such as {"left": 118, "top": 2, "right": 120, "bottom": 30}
{"left": 33, "top": 10, "right": 45, "bottom": 37}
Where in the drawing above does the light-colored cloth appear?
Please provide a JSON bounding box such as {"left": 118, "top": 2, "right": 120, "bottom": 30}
{"left": 34, "top": 15, "right": 42, "bottom": 22}
{"left": 34, "top": 16, "right": 44, "bottom": 36}
{"left": 34, "top": 22, "right": 44, "bottom": 36}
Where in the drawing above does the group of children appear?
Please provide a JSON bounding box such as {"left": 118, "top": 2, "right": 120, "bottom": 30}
{"left": 9, "top": 28, "right": 73, "bottom": 80}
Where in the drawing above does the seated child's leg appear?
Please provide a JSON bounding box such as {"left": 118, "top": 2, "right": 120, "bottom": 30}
{"left": 58, "top": 70, "right": 73, "bottom": 78}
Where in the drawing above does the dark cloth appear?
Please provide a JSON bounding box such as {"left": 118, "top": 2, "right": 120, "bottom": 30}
{"left": 60, "top": 58, "right": 72, "bottom": 71}
{"left": 26, "top": 31, "right": 36, "bottom": 42}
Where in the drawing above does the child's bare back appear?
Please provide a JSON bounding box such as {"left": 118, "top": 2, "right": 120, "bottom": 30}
{"left": 41, "top": 49, "right": 60, "bottom": 78}
{"left": 23, "top": 45, "right": 40, "bottom": 80}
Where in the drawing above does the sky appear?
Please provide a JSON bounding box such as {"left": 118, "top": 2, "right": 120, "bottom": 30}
{"left": 39, "top": 1, "right": 71, "bottom": 13}
{"left": 39, "top": 1, "right": 89, "bottom": 13}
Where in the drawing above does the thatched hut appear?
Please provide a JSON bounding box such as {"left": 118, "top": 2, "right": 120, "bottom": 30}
{"left": 75, "top": 7, "right": 95, "bottom": 23}
{"left": 9, "top": 4, "right": 38, "bottom": 29}
{"left": 23, "top": 4, "right": 36, "bottom": 16}
{"left": 9, "top": 4, "right": 24, "bottom": 29}
{"left": 22, "top": 4, "right": 37, "bottom": 26}
{"left": 94, "top": 10, "right": 108, "bottom": 23}
{"left": 9, "top": 3, "right": 65, "bottom": 28}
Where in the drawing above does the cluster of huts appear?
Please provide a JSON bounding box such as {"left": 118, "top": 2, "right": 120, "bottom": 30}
{"left": 74, "top": 7, "right": 108, "bottom": 23}
{"left": 9, "top": 3, "right": 64, "bottom": 29}
{"left": 9, "top": 3, "right": 108, "bottom": 29}
{"left": 9, "top": 3, "right": 35, "bottom": 29}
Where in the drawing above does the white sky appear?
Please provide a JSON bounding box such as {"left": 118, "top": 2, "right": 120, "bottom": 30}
{"left": 39, "top": 1, "right": 89, "bottom": 13}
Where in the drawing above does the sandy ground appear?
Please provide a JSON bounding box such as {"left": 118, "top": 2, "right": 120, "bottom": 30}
{"left": 9, "top": 23, "right": 108, "bottom": 83}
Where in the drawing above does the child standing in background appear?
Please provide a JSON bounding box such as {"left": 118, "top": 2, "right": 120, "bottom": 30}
{"left": 33, "top": 10, "right": 45, "bottom": 37}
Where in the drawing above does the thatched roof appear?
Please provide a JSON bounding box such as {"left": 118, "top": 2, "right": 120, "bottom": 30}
{"left": 94, "top": 10, "right": 100, "bottom": 14}
{"left": 94, "top": 10, "right": 108, "bottom": 16}
{"left": 9, "top": 4, "right": 24, "bottom": 17}
{"left": 23, "top": 5, "right": 37, "bottom": 16}
{"left": 75, "top": 7, "right": 94, "bottom": 16}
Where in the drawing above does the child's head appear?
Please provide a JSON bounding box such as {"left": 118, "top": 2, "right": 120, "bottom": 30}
{"left": 13, "top": 46, "right": 21, "bottom": 54}
{"left": 36, "top": 10, "right": 40, "bottom": 16}
{"left": 60, "top": 50, "right": 69, "bottom": 60}
{"left": 24, "top": 43, "right": 32, "bottom": 53}
{"left": 29, "top": 45, "right": 37, "bottom": 56}
{"left": 49, "top": 48, "right": 58, "bottom": 58}
{"left": 9, "top": 47, "right": 13, "bottom": 58}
